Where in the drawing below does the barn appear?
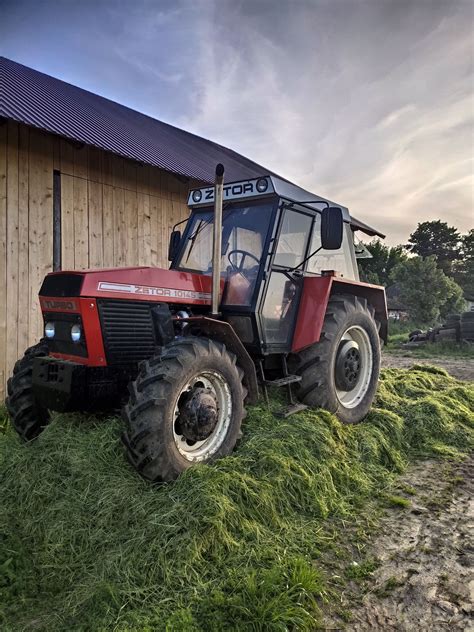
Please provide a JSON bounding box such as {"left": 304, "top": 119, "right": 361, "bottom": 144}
{"left": 0, "top": 57, "right": 275, "bottom": 398}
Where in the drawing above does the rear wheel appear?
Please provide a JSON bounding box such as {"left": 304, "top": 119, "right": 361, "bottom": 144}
{"left": 122, "top": 337, "right": 246, "bottom": 482}
{"left": 6, "top": 341, "right": 50, "bottom": 440}
{"left": 289, "top": 294, "right": 381, "bottom": 424}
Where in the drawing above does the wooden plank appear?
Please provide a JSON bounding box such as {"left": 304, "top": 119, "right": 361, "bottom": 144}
{"left": 137, "top": 192, "right": 151, "bottom": 266}
{"left": 6, "top": 121, "right": 19, "bottom": 377}
{"left": 102, "top": 184, "right": 114, "bottom": 267}
{"left": 149, "top": 195, "right": 160, "bottom": 268}
{"left": 88, "top": 146, "right": 102, "bottom": 184}
{"left": 73, "top": 145, "right": 88, "bottom": 180}
{"left": 160, "top": 172, "right": 173, "bottom": 200}
{"left": 88, "top": 179, "right": 103, "bottom": 269}
{"left": 148, "top": 166, "right": 162, "bottom": 198}
{"left": 28, "top": 129, "right": 53, "bottom": 343}
{"left": 101, "top": 151, "right": 113, "bottom": 187}
{"left": 17, "top": 125, "right": 30, "bottom": 356}
{"left": 159, "top": 197, "right": 172, "bottom": 269}
{"left": 52, "top": 135, "right": 61, "bottom": 172}
{"left": 136, "top": 164, "right": 149, "bottom": 195}
{"left": 0, "top": 122, "right": 7, "bottom": 398}
{"left": 113, "top": 186, "right": 125, "bottom": 267}
{"left": 60, "top": 139, "right": 74, "bottom": 176}
{"left": 123, "top": 159, "right": 137, "bottom": 193}
{"left": 124, "top": 188, "right": 138, "bottom": 266}
{"left": 61, "top": 174, "right": 75, "bottom": 270}
{"left": 112, "top": 156, "right": 125, "bottom": 267}
{"left": 73, "top": 176, "right": 89, "bottom": 269}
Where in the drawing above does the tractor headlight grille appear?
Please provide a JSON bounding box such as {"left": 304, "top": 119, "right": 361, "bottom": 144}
{"left": 42, "top": 313, "right": 87, "bottom": 357}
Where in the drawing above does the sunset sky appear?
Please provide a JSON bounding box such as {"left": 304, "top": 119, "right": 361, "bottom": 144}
{"left": 1, "top": 0, "right": 472, "bottom": 244}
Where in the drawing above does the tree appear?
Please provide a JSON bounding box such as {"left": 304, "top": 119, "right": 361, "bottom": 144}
{"left": 392, "top": 255, "right": 461, "bottom": 324}
{"left": 454, "top": 229, "right": 474, "bottom": 298}
{"left": 358, "top": 239, "right": 408, "bottom": 286}
{"left": 439, "top": 277, "right": 466, "bottom": 320}
{"left": 407, "top": 220, "right": 461, "bottom": 275}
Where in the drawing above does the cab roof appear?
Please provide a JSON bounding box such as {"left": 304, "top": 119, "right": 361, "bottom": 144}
{"left": 188, "top": 175, "right": 385, "bottom": 239}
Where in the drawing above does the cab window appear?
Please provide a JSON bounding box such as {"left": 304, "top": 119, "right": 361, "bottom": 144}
{"left": 307, "top": 215, "right": 356, "bottom": 279}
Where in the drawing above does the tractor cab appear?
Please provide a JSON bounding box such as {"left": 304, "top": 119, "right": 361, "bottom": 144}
{"left": 170, "top": 175, "right": 382, "bottom": 355}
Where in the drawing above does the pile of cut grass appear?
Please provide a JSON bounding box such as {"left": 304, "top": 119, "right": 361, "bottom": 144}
{"left": 0, "top": 367, "right": 473, "bottom": 631}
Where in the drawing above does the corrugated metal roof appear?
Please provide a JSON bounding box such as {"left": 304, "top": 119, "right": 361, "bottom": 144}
{"left": 0, "top": 56, "right": 278, "bottom": 183}
{"left": 0, "top": 56, "right": 385, "bottom": 238}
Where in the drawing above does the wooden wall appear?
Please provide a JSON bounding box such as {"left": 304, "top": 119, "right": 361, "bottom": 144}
{"left": 0, "top": 120, "right": 191, "bottom": 399}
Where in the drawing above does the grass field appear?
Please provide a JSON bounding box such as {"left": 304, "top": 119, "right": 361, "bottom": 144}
{"left": 386, "top": 338, "right": 474, "bottom": 359}
{"left": 1, "top": 366, "right": 473, "bottom": 631}
{"left": 386, "top": 321, "right": 474, "bottom": 359}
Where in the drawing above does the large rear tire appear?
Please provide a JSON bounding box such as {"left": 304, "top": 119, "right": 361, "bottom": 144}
{"left": 6, "top": 341, "right": 51, "bottom": 440}
{"left": 122, "top": 337, "right": 246, "bottom": 482}
{"left": 289, "top": 294, "right": 381, "bottom": 424}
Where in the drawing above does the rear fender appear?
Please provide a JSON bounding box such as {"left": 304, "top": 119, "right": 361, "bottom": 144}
{"left": 292, "top": 276, "right": 387, "bottom": 352}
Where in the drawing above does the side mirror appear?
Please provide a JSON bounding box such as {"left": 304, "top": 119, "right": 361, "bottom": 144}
{"left": 321, "top": 207, "right": 343, "bottom": 250}
{"left": 168, "top": 230, "right": 181, "bottom": 261}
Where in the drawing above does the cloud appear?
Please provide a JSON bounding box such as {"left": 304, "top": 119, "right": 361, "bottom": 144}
{"left": 1, "top": 0, "right": 472, "bottom": 244}
{"left": 180, "top": 0, "right": 474, "bottom": 244}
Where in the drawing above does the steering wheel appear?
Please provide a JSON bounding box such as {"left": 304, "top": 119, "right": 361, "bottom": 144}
{"left": 227, "top": 249, "right": 260, "bottom": 278}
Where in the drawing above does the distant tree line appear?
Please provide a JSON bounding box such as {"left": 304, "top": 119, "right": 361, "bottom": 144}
{"left": 358, "top": 221, "right": 473, "bottom": 325}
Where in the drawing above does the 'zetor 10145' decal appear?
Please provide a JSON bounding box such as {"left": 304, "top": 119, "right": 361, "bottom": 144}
{"left": 97, "top": 281, "right": 211, "bottom": 301}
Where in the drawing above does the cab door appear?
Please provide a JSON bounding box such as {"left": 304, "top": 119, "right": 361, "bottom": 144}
{"left": 259, "top": 208, "right": 313, "bottom": 352}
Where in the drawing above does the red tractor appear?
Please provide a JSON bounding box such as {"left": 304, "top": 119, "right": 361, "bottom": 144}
{"left": 6, "top": 165, "right": 387, "bottom": 481}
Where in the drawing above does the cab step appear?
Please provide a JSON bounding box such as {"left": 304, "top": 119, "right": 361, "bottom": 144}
{"left": 264, "top": 374, "right": 302, "bottom": 387}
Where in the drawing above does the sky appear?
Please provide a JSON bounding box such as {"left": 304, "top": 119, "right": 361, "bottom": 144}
{"left": 1, "top": 0, "right": 473, "bottom": 245}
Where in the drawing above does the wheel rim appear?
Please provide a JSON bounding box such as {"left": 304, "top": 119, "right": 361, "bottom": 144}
{"left": 173, "top": 371, "right": 232, "bottom": 462}
{"left": 335, "top": 325, "right": 373, "bottom": 409}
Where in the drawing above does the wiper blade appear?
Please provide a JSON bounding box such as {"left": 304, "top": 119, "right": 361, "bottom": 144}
{"left": 185, "top": 205, "right": 233, "bottom": 264}
{"left": 187, "top": 204, "right": 233, "bottom": 242}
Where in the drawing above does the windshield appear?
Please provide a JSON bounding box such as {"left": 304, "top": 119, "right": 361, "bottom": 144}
{"left": 176, "top": 203, "right": 274, "bottom": 305}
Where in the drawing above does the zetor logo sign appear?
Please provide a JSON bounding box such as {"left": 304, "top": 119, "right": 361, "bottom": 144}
{"left": 188, "top": 177, "right": 274, "bottom": 206}
{"left": 98, "top": 282, "right": 211, "bottom": 301}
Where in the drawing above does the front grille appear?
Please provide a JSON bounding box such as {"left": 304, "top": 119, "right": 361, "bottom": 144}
{"left": 98, "top": 300, "right": 157, "bottom": 364}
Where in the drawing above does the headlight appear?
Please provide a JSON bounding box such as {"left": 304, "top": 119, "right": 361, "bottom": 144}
{"left": 192, "top": 189, "right": 202, "bottom": 203}
{"left": 71, "top": 324, "right": 81, "bottom": 343}
{"left": 256, "top": 177, "right": 268, "bottom": 193}
{"left": 44, "top": 322, "right": 55, "bottom": 339}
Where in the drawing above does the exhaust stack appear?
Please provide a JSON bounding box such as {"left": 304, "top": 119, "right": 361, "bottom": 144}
{"left": 211, "top": 163, "right": 225, "bottom": 316}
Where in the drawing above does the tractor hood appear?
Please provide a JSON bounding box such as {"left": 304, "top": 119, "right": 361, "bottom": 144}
{"left": 39, "top": 267, "right": 221, "bottom": 306}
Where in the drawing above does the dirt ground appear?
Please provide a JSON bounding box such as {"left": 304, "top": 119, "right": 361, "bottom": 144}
{"left": 324, "top": 457, "right": 474, "bottom": 631}
{"left": 382, "top": 352, "right": 474, "bottom": 382}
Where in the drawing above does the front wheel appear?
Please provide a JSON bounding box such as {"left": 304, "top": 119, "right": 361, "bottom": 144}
{"left": 6, "top": 341, "right": 51, "bottom": 440}
{"left": 289, "top": 294, "right": 381, "bottom": 424}
{"left": 122, "top": 337, "right": 246, "bottom": 482}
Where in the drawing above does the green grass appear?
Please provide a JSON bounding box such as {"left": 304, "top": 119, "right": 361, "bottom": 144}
{"left": 384, "top": 494, "right": 411, "bottom": 508}
{"left": 0, "top": 404, "right": 9, "bottom": 436}
{"left": 0, "top": 367, "right": 473, "bottom": 631}
{"left": 344, "top": 558, "right": 380, "bottom": 581}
